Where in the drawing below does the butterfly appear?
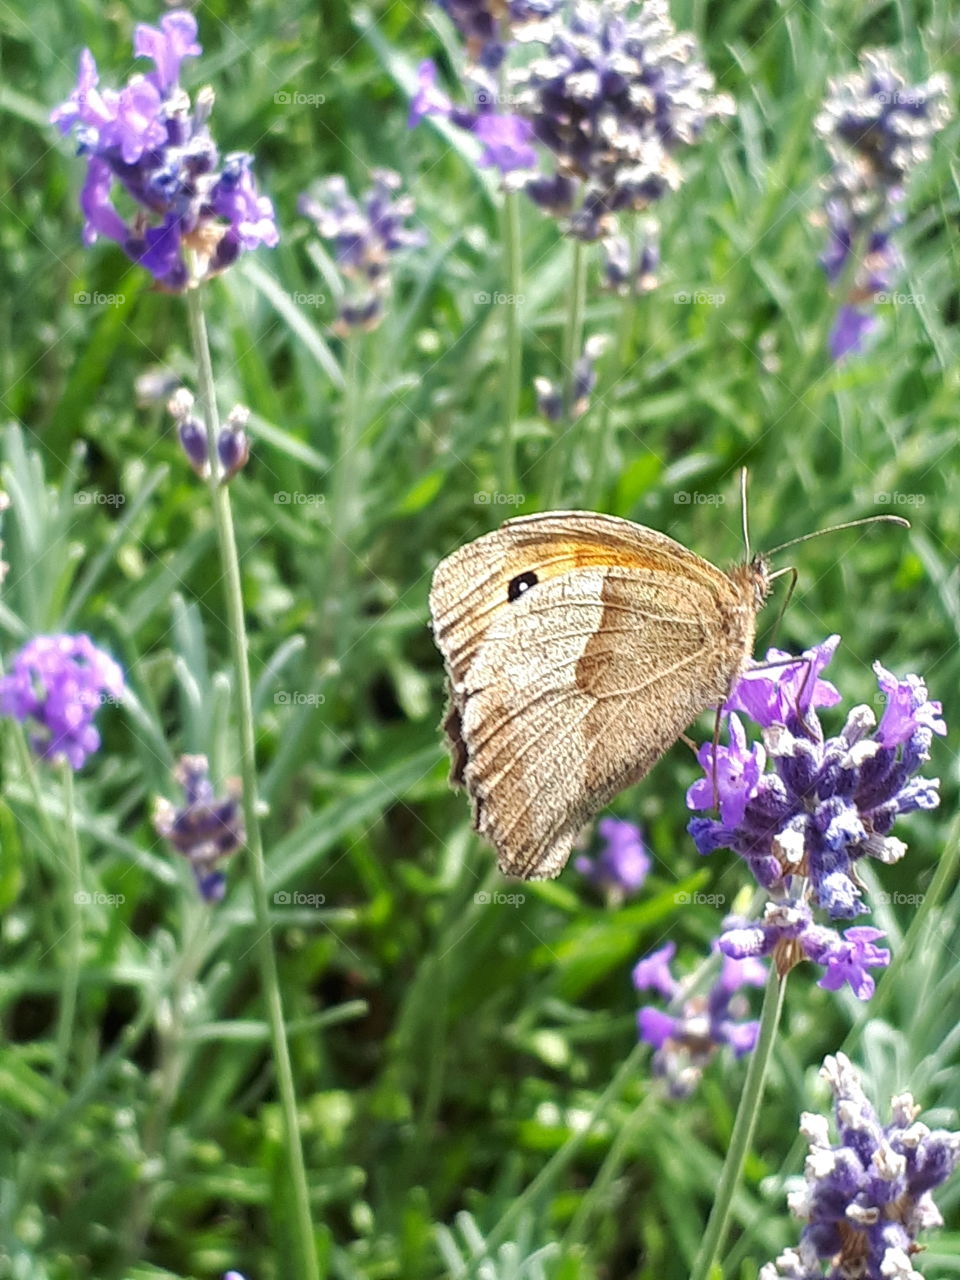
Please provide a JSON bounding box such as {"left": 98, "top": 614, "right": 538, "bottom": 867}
{"left": 429, "top": 510, "right": 771, "bottom": 880}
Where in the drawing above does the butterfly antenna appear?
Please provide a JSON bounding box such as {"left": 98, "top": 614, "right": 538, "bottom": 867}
{"left": 765, "top": 514, "right": 908, "bottom": 558}
{"left": 740, "top": 468, "right": 751, "bottom": 560}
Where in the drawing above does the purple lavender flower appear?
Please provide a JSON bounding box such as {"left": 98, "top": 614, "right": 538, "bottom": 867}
{"left": 760, "top": 1053, "right": 960, "bottom": 1279}
{"left": 512, "top": 0, "right": 734, "bottom": 239}
{"left": 534, "top": 333, "right": 607, "bottom": 420}
{"left": 815, "top": 50, "right": 951, "bottom": 358}
{"left": 434, "top": 0, "right": 557, "bottom": 70}
{"left": 600, "top": 222, "right": 660, "bottom": 294}
{"left": 167, "top": 387, "right": 249, "bottom": 481}
{"left": 687, "top": 713, "right": 765, "bottom": 827}
{"left": 473, "top": 112, "right": 538, "bottom": 171}
{"left": 576, "top": 816, "right": 650, "bottom": 902}
{"left": 634, "top": 943, "right": 765, "bottom": 1096}
{"left": 409, "top": 59, "right": 538, "bottom": 178}
{"left": 721, "top": 902, "right": 890, "bottom": 1000}
{"left": 51, "top": 11, "right": 277, "bottom": 290}
{"left": 829, "top": 305, "right": 879, "bottom": 361}
{"left": 874, "top": 662, "right": 945, "bottom": 748}
{"left": 299, "top": 170, "right": 425, "bottom": 335}
{"left": 688, "top": 642, "right": 942, "bottom": 922}
{"left": 154, "top": 755, "right": 245, "bottom": 902}
{"left": 726, "top": 636, "right": 841, "bottom": 729}
{"left": 0, "top": 634, "right": 124, "bottom": 769}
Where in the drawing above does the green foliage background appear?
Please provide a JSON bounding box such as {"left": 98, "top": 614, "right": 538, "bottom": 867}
{"left": 0, "top": 0, "right": 958, "bottom": 1276}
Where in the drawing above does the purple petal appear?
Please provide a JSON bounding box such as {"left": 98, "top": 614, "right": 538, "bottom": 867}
{"left": 631, "top": 941, "right": 676, "bottom": 997}
{"left": 830, "top": 305, "right": 878, "bottom": 360}
{"left": 408, "top": 59, "right": 452, "bottom": 128}
{"left": 134, "top": 11, "right": 201, "bottom": 92}
{"left": 473, "top": 113, "right": 537, "bottom": 173}
{"left": 637, "top": 1006, "right": 678, "bottom": 1049}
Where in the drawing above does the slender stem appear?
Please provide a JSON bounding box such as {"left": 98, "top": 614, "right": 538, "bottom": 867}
{"left": 185, "top": 285, "right": 320, "bottom": 1280}
{"left": 542, "top": 238, "right": 588, "bottom": 507}
{"left": 53, "top": 760, "right": 83, "bottom": 1087}
{"left": 585, "top": 282, "right": 637, "bottom": 509}
{"left": 499, "top": 190, "right": 523, "bottom": 497}
{"left": 8, "top": 721, "right": 61, "bottom": 857}
{"left": 325, "top": 334, "right": 364, "bottom": 666}
{"left": 690, "top": 965, "right": 788, "bottom": 1280}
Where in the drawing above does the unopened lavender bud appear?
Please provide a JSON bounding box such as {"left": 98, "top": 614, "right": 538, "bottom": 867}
{"left": 178, "top": 415, "right": 209, "bottom": 477}
{"left": 218, "top": 406, "right": 250, "bottom": 481}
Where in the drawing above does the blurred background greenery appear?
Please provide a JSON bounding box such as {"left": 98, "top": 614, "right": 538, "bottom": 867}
{"left": 1, "top": 0, "right": 958, "bottom": 1276}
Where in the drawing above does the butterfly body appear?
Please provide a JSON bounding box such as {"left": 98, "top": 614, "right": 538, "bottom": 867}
{"left": 429, "top": 511, "right": 769, "bottom": 880}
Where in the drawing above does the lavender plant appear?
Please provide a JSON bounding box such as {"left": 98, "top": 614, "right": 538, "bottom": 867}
{"left": 154, "top": 755, "right": 245, "bottom": 902}
{"left": 51, "top": 13, "right": 317, "bottom": 1275}
{"left": 761, "top": 1053, "right": 960, "bottom": 1280}
{"left": 51, "top": 12, "right": 276, "bottom": 290}
{"left": 0, "top": 633, "right": 123, "bottom": 769}
{"left": 684, "top": 640, "right": 945, "bottom": 1279}
{"left": 633, "top": 942, "right": 765, "bottom": 1097}
{"left": 412, "top": 0, "right": 734, "bottom": 504}
{"left": 299, "top": 168, "right": 425, "bottom": 335}
{"left": 814, "top": 51, "right": 951, "bottom": 359}
{"left": 576, "top": 815, "right": 650, "bottom": 904}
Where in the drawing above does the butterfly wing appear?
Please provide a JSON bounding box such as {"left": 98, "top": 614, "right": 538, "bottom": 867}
{"left": 430, "top": 512, "right": 758, "bottom": 879}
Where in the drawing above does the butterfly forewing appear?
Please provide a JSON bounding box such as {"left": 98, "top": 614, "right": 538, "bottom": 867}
{"left": 429, "top": 511, "right": 766, "bottom": 879}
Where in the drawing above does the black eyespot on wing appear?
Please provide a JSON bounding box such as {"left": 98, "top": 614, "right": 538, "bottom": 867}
{"left": 507, "top": 570, "right": 539, "bottom": 602}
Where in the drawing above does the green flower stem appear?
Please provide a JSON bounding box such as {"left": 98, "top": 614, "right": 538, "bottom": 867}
{"left": 325, "top": 334, "right": 364, "bottom": 666}
{"left": 499, "top": 190, "right": 523, "bottom": 496}
{"left": 726, "top": 815, "right": 960, "bottom": 1274}
{"left": 689, "top": 964, "right": 788, "bottom": 1280}
{"left": 585, "top": 282, "right": 638, "bottom": 509}
{"left": 542, "top": 237, "right": 588, "bottom": 507}
{"left": 185, "top": 285, "right": 320, "bottom": 1280}
{"left": 52, "top": 760, "right": 83, "bottom": 1088}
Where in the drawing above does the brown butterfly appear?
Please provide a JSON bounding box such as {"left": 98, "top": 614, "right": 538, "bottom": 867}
{"left": 429, "top": 510, "right": 771, "bottom": 880}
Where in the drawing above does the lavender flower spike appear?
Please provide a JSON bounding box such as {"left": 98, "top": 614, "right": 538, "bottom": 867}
{"left": 689, "top": 641, "right": 943, "bottom": 921}
{"left": 0, "top": 634, "right": 123, "bottom": 769}
{"left": 815, "top": 49, "right": 951, "bottom": 358}
{"left": 720, "top": 900, "right": 890, "bottom": 1000}
{"left": 576, "top": 816, "right": 650, "bottom": 903}
{"left": 300, "top": 170, "right": 425, "bottom": 335}
{"left": 760, "top": 1053, "right": 960, "bottom": 1279}
{"left": 154, "top": 755, "right": 245, "bottom": 902}
{"left": 51, "top": 11, "right": 277, "bottom": 290}
{"left": 634, "top": 943, "right": 765, "bottom": 1097}
{"left": 513, "top": 0, "right": 734, "bottom": 239}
